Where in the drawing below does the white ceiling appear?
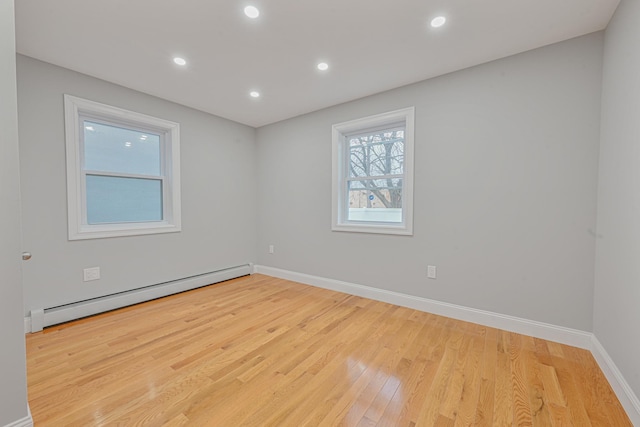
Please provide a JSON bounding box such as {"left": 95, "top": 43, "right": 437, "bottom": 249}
{"left": 15, "top": 0, "right": 619, "bottom": 128}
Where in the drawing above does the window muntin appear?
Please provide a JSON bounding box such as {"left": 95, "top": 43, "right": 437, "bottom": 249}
{"left": 332, "top": 107, "right": 414, "bottom": 235}
{"left": 65, "top": 95, "right": 181, "bottom": 240}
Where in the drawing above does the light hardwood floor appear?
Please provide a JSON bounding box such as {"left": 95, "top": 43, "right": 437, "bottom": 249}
{"left": 26, "top": 274, "right": 631, "bottom": 426}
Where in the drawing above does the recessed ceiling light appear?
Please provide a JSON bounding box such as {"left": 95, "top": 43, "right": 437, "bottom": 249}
{"left": 250, "top": 91, "right": 260, "bottom": 98}
{"left": 244, "top": 6, "right": 259, "bottom": 19}
{"left": 430, "top": 16, "right": 446, "bottom": 28}
{"left": 173, "top": 57, "right": 187, "bottom": 66}
{"left": 125, "top": 141, "right": 132, "bottom": 147}
{"left": 317, "top": 62, "right": 329, "bottom": 71}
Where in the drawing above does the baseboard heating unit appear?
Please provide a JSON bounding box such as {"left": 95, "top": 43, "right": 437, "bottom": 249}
{"left": 28, "top": 263, "right": 252, "bottom": 333}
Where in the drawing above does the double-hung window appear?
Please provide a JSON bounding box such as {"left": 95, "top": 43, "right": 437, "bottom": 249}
{"left": 64, "top": 95, "right": 181, "bottom": 240}
{"left": 332, "top": 107, "right": 414, "bottom": 235}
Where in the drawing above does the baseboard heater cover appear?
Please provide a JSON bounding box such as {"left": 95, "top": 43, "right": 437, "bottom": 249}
{"left": 29, "top": 264, "right": 252, "bottom": 332}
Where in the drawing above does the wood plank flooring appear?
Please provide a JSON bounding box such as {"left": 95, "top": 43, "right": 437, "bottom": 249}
{"left": 26, "top": 274, "right": 631, "bottom": 426}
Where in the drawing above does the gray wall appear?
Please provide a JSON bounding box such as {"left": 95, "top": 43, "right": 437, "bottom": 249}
{"left": 594, "top": 0, "right": 640, "bottom": 399}
{"left": 17, "top": 55, "right": 258, "bottom": 315}
{"left": 257, "top": 33, "right": 604, "bottom": 331}
{"left": 11, "top": 6, "right": 640, "bottom": 414}
{"left": 0, "top": 0, "right": 30, "bottom": 425}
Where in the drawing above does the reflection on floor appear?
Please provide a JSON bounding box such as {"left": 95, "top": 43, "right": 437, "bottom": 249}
{"left": 26, "top": 274, "right": 632, "bottom": 426}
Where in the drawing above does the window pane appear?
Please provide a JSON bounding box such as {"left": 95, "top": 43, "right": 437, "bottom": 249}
{"left": 349, "top": 129, "right": 404, "bottom": 178}
{"left": 84, "top": 121, "right": 161, "bottom": 176}
{"left": 347, "top": 179, "right": 402, "bottom": 223}
{"left": 86, "top": 175, "right": 163, "bottom": 224}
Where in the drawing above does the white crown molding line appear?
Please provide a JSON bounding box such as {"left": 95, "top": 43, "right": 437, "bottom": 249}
{"left": 254, "top": 265, "right": 592, "bottom": 349}
{"left": 591, "top": 336, "right": 640, "bottom": 425}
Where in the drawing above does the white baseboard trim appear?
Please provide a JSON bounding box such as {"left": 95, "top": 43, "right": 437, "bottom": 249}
{"left": 255, "top": 265, "right": 592, "bottom": 349}
{"left": 256, "top": 265, "right": 640, "bottom": 422}
{"left": 591, "top": 336, "right": 640, "bottom": 425}
{"left": 256, "top": 265, "right": 640, "bottom": 423}
{"left": 3, "top": 408, "right": 33, "bottom": 427}
{"left": 25, "top": 265, "right": 251, "bottom": 333}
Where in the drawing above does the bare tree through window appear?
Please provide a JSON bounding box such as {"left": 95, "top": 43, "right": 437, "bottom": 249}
{"left": 347, "top": 127, "right": 404, "bottom": 217}
{"left": 332, "top": 107, "right": 414, "bottom": 233}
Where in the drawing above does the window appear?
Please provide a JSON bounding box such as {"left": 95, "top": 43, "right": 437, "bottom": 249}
{"left": 64, "top": 95, "right": 181, "bottom": 240}
{"left": 332, "top": 107, "right": 415, "bottom": 235}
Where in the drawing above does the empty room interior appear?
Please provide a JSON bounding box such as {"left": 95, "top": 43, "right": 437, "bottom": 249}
{"left": 2, "top": 0, "right": 640, "bottom": 425}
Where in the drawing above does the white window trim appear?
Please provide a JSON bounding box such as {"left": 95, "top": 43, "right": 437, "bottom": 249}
{"left": 332, "top": 107, "right": 415, "bottom": 235}
{"left": 64, "top": 94, "right": 181, "bottom": 240}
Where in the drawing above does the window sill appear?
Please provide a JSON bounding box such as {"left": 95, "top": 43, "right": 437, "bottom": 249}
{"left": 69, "top": 222, "right": 181, "bottom": 240}
{"left": 332, "top": 222, "right": 413, "bottom": 236}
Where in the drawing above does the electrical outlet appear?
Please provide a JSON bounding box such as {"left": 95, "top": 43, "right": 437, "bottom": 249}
{"left": 427, "top": 265, "right": 437, "bottom": 279}
{"left": 269, "top": 245, "right": 274, "bottom": 254}
{"left": 83, "top": 267, "right": 100, "bottom": 282}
